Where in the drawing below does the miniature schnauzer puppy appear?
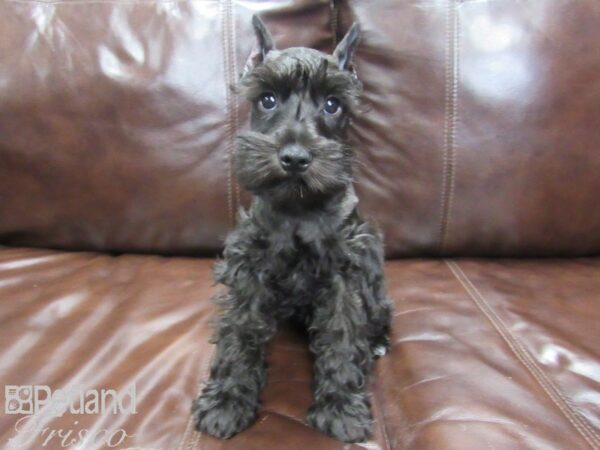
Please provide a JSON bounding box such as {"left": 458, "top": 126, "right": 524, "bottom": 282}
{"left": 192, "top": 16, "right": 392, "bottom": 443}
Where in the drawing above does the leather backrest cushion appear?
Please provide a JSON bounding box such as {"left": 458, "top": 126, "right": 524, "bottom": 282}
{"left": 2, "top": 0, "right": 600, "bottom": 257}
{"left": 342, "top": 0, "right": 600, "bottom": 256}
{"left": 0, "top": 0, "right": 334, "bottom": 254}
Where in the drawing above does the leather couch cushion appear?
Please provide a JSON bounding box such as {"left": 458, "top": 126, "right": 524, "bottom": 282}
{"left": 0, "top": 0, "right": 333, "bottom": 255}
{"left": 1, "top": 248, "right": 598, "bottom": 449}
{"left": 3, "top": 0, "right": 600, "bottom": 258}
{"left": 378, "top": 258, "right": 600, "bottom": 449}
{"left": 342, "top": 0, "right": 600, "bottom": 257}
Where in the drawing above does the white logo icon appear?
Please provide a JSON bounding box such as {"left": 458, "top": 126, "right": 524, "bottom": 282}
{"left": 5, "top": 386, "right": 34, "bottom": 414}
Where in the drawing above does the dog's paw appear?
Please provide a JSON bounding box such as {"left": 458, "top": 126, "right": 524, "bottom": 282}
{"left": 191, "top": 387, "right": 257, "bottom": 439}
{"left": 307, "top": 395, "right": 373, "bottom": 443}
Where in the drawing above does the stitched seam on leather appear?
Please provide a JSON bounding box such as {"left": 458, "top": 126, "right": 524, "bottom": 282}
{"left": 196, "top": 346, "right": 217, "bottom": 450}
{"left": 438, "top": 0, "right": 451, "bottom": 254}
{"left": 177, "top": 409, "right": 193, "bottom": 450}
{"left": 188, "top": 423, "right": 200, "bottom": 450}
{"left": 221, "top": 0, "right": 234, "bottom": 226}
{"left": 176, "top": 344, "right": 216, "bottom": 450}
{"left": 446, "top": 260, "right": 600, "bottom": 449}
{"left": 372, "top": 380, "right": 393, "bottom": 450}
{"left": 438, "top": 0, "right": 459, "bottom": 255}
{"left": 445, "top": 5, "right": 459, "bottom": 253}
{"left": 230, "top": 0, "right": 240, "bottom": 214}
{"left": 330, "top": 0, "right": 339, "bottom": 49}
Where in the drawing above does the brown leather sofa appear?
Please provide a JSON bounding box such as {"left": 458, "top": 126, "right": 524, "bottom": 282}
{"left": 1, "top": 1, "right": 599, "bottom": 449}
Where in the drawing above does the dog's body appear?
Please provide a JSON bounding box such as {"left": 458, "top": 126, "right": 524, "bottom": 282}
{"left": 192, "top": 17, "right": 392, "bottom": 443}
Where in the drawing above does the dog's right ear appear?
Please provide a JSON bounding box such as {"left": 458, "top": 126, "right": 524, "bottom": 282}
{"left": 252, "top": 15, "right": 275, "bottom": 62}
{"left": 242, "top": 15, "right": 276, "bottom": 77}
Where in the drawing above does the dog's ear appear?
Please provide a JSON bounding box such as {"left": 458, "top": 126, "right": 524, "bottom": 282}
{"left": 242, "top": 15, "right": 275, "bottom": 77}
{"left": 333, "top": 22, "right": 360, "bottom": 71}
{"left": 252, "top": 15, "right": 275, "bottom": 62}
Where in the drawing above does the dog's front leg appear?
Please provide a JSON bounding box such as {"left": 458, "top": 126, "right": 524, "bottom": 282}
{"left": 307, "top": 274, "right": 374, "bottom": 443}
{"left": 192, "top": 289, "right": 276, "bottom": 439}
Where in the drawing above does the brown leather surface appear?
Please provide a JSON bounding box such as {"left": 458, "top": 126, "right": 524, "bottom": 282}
{"left": 379, "top": 258, "right": 600, "bottom": 450}
{"left": 341, "top": 0, "right": 600, "bottom": 256}
{"left": 0, "top": 247, "right": 215, "bottom": 449}
{"left": 1, "top": 247, "right": 598, "bottom": 449}
{"left": 0, "top": 0, "right": 333, "bottom": 255}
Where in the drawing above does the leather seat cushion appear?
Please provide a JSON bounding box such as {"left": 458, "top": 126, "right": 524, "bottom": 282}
{"left": 0, "top": 248, "right": 598, "bottom": 449}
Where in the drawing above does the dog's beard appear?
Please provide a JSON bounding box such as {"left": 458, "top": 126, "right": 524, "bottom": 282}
{"left": 234, "top": 131, "right": 353, "bottom": 209}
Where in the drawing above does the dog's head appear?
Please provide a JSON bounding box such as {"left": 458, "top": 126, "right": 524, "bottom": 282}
{"left": 234, "top": 16, "right": 361, "bottom": 212}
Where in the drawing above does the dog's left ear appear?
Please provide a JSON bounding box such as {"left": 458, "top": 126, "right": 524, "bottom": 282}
{"left": 333, "top": 22, "right": 361, "bottom": 71}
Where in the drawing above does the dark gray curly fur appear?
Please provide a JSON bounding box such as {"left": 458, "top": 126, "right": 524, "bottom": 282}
{"left": 192, "top": 16, "right": 392, "bottom": 443}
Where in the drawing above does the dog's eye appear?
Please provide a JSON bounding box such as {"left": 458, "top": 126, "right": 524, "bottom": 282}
{"left": 324, "top": 96, "right": 341, "bottom": 115}
{"left": 258, "top": 92, "right": 277, "bottom": 111}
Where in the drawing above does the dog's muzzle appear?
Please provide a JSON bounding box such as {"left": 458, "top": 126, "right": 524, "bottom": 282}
{"left": 278, "top": 145, "right": 312, "bottom": 173}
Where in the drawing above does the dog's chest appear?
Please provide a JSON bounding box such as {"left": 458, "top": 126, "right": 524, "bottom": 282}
{"left": 260, "top": 225, "right": 341, "bottom": 304}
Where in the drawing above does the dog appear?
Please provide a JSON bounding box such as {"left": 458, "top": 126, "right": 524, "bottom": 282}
{"left": 191, "top": 15, "right": 392, "bottom": 443}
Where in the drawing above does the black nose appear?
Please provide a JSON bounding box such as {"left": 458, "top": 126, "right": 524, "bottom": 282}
{"left": 278, "top": 145, "right": 312, "bottom": 173}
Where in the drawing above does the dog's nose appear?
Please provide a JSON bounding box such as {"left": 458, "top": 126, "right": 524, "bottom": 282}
{"left": 278, "top": 145, "right": 312, "bottom": 173}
